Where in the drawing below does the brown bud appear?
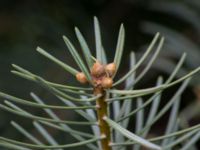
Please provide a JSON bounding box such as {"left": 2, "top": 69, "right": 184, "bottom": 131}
{"left": 101, "top": 77, "right": 113, "bottom": 89}
{"left": 91, "top": 61, "right": 105, "bottom": 77}
{"left": 76, "top": 72, "right": 87, "bottom": 84}
{"left": 105, "top": 63, "right": 116, "bottom": 77}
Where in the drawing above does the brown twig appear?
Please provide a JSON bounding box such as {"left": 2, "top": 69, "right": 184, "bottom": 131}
{"left": 94, "top": 87, "right": 111, "bottom": 150}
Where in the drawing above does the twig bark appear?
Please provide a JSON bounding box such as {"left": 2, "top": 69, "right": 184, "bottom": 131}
{"left": 94, "top": 87, "right": 111, "bottom": 150}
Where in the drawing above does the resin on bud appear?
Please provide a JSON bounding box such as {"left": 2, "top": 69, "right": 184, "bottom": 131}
{"left": 76, "top": 72, "right": 87, "bottom": 84}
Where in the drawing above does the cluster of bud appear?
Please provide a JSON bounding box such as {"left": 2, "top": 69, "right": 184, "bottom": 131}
{"left": 76, "top": 60, "right": 116, "bottom": 89}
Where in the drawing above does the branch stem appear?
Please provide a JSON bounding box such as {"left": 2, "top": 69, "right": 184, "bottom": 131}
{"left": 94, "top": 87, "right": 111, "bottom": 150}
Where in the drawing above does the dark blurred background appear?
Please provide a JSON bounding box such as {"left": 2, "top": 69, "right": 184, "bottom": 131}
{"left": 0, "top": 0, "right": 200, "bottom": 149}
